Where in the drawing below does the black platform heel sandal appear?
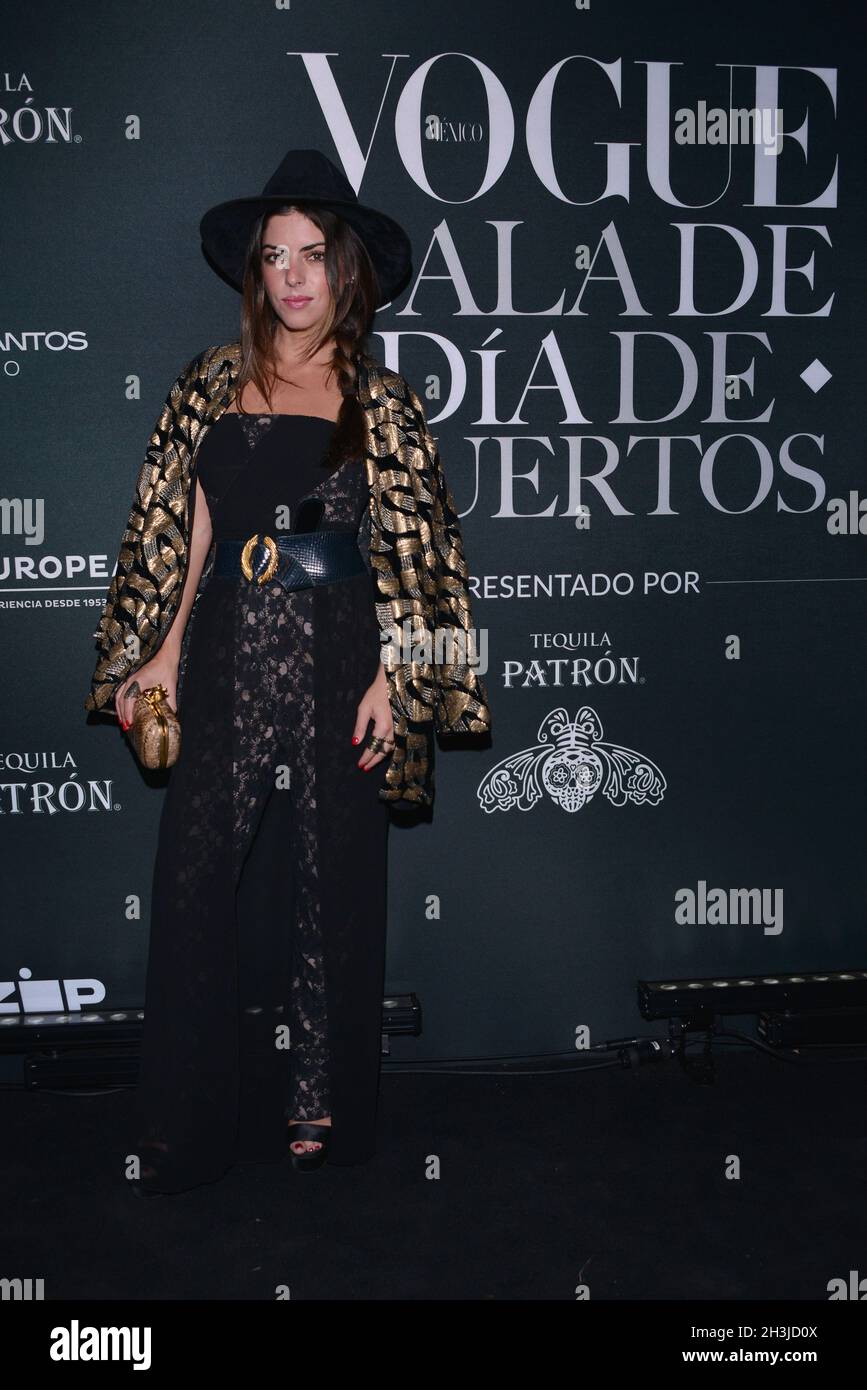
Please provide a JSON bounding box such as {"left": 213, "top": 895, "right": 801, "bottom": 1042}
{"left": 287, "top": 1122, "right": 331, "bottom": 1172}
{"left": 127, "top": 1181, "right": 165, "bottom": 1199}
{"left": 126, "top": 1167, "right": 166, "bottom": 1198}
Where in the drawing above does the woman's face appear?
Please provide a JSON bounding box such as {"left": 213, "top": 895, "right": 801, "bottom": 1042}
{"left": 261, "top": 209, "right": 332, "bottom": 336}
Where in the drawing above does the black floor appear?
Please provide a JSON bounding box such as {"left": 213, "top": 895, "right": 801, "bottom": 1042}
{"left": 4, "top": 1045, "right": 865, "bottom": 1301}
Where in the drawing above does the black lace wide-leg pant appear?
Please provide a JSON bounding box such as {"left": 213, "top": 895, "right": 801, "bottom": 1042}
{"left": 131, "top": 564, "right": 390, "bottom": 1195}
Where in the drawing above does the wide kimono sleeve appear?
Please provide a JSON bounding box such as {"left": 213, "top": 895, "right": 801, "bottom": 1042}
{"left": 404, "top": 384, "right": 492, "bottom": 738}
{"left": 83, "top": 350, "right": 203, "bottom": 714}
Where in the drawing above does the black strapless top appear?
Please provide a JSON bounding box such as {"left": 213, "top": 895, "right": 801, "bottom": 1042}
{"left": 194, "top": 413, "right": 340, "bottom": 542}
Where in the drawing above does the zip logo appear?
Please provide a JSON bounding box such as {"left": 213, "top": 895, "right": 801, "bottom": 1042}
{"left": 0, "top": 969, "right": 106, "bottom": 1013}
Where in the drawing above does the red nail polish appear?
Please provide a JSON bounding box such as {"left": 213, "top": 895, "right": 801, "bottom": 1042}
{"left": 351, "top": 736, "right": 359, "bottom": 745}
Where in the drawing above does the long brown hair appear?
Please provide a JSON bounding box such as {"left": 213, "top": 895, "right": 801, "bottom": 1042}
{"left": 234, "top": 202, "right": 378, "bottom": 466}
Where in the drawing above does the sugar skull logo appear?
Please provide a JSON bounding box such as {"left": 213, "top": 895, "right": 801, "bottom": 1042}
{"left": 477, "top": 706, "right": 666, "bottom": 814}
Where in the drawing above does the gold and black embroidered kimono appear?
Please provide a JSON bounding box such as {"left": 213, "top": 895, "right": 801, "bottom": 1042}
{"left": 84, "top": 339, "right": 491, "bottom": 809}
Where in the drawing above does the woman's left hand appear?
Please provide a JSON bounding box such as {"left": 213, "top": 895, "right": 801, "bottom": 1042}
{"left": 353, "top": 661, "right": 396, "bottom": 771}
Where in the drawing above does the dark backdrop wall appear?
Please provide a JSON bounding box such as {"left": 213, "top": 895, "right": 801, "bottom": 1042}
{"left": 3, "top": 0, "right": 865, "bottom": 1058}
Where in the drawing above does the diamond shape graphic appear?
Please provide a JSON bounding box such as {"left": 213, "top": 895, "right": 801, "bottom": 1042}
{"left": 800, "top": 359, "right": 832, "bottom": 392}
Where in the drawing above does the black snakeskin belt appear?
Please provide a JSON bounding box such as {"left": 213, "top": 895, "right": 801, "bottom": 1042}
{"left": 213, "top": 530, "right": 367, "bottom": 590}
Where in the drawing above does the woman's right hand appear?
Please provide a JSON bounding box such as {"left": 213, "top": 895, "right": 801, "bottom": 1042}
{"left": 114, "top": 651, "right": 180, "bottom": 732}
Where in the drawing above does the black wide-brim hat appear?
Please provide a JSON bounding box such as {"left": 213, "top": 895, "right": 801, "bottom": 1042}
{"left": 199, "top": 148, "right": 413, "bottom": 307}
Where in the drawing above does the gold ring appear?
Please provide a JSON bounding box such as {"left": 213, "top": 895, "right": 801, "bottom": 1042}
{"left": 240, "top": 533, "right": 279, "bottom": 584}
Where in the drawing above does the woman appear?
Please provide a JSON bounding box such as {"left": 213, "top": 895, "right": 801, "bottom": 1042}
{"left": 84, "top": 149, "right": 491, "bottom": 1196}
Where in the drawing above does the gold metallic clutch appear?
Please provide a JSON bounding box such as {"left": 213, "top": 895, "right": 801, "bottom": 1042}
{"left": 129, "top": 684, "right": 181, "bottom": 769}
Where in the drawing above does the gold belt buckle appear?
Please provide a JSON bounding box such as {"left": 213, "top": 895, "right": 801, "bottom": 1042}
{"left": 240, "top": 533, "right": 279, "bottom": 584}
